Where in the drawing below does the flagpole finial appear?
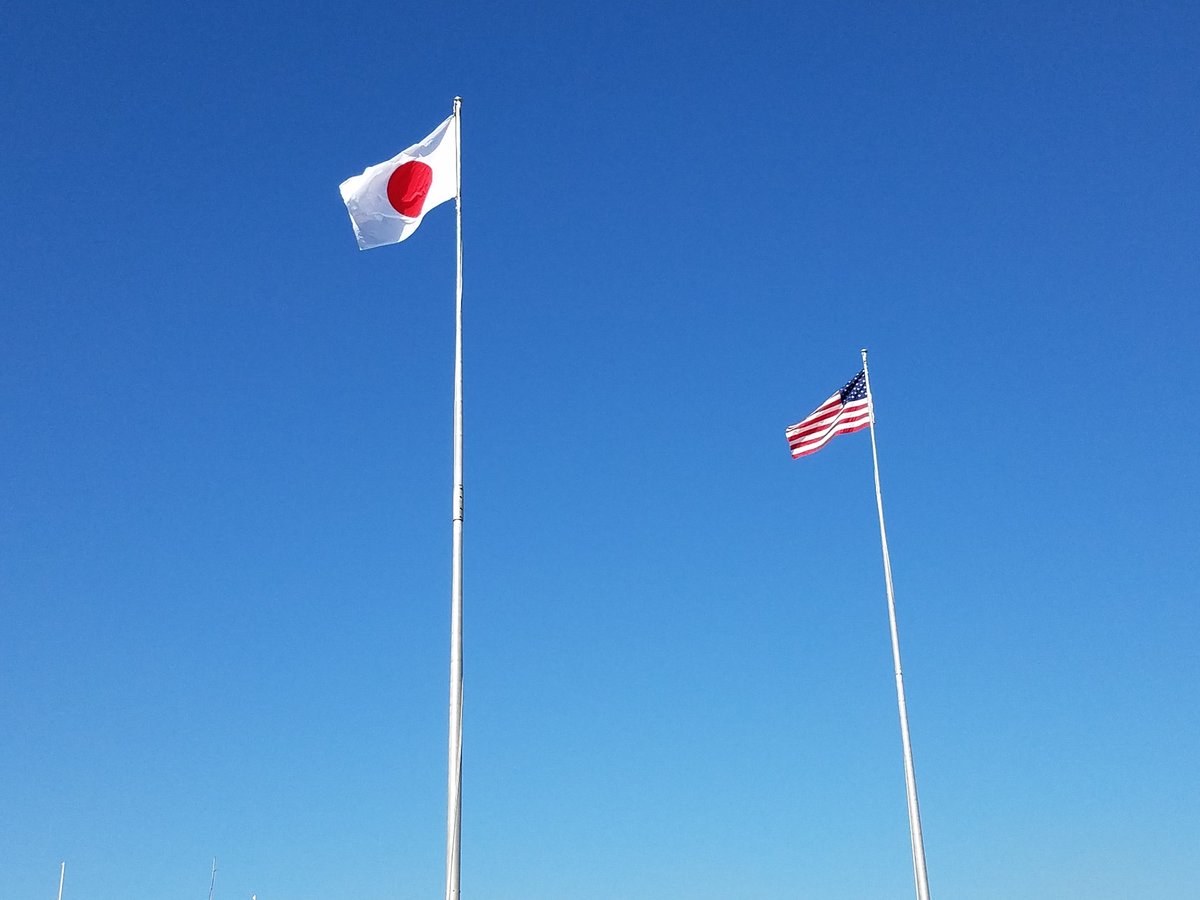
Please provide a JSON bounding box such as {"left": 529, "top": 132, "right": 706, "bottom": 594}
{"left": 860, "top": 347, "right": 869, "bottom": 365}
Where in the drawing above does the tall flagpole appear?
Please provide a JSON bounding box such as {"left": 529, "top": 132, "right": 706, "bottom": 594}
{"left": 445, "top": 95, "right": 465, "bottom": 900}
{"left": 860, "top": 348, "right": 931, "bottom": 900}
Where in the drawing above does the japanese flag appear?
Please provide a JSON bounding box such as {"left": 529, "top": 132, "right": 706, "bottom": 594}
{"left": 339, "top": 115, "right": 458, "bottom": 250}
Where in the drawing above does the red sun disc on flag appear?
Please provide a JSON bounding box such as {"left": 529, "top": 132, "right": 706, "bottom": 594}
{"left": 386, "top": 161, "right": 433, "bottom": 218}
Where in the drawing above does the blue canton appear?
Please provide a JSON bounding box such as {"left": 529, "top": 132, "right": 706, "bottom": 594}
{"left": 840, "top": 370, "right": 867, "bottom": 404}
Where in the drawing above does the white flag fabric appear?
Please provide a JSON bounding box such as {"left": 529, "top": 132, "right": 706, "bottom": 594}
{"left": 339, "top": 115, "right": 458, "bottom": 250}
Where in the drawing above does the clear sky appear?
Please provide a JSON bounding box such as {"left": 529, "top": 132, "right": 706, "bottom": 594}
{"left": 2, "top": 2, "right": 1198, "bottom": 898}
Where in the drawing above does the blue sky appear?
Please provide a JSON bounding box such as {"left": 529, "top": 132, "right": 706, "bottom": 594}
{"left": 2, "top": 1, "right": 1198, "bottom": 898}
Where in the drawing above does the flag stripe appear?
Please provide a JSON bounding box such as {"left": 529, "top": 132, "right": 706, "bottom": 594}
{"left": 791, "top": 408, "right": 870, "bottom": 442}
{"left": 787, "top": 408, "right": 861, "bottom": 439}
{"left": 790, "top": 418, "right": 870, "bottom": 457}
{"left": 790, "top": 424, "right": 869, "bottom": 457}
{"left": 789, "top": 417, "right": 869, "bottom": 454}
{"left": 785, "top": 399, "right": 841, "bottom": 436}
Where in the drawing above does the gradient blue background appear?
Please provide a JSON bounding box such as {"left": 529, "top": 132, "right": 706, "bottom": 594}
{"left": 2, "top": 2, "right": 1197, "bottom": 897}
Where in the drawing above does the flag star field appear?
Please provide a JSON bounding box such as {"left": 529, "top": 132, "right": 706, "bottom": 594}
{"left": 2, "top": 2, "right": 1198, "bottom": 899}
{"left": 839, "top": 373, "right": 867, "bottom": 405}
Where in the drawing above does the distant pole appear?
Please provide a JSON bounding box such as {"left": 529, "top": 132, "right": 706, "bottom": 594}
{"left": 444, "top": 94, "right": 465, "bottom": 900}
{"left": 860, "top": 349, "right": 932, "bottom": 900}
{"left": 56, "top": 862, "right": 65, "bottom": 900}
{"left": 208, "top": 857, "right": 218, "bottom": 900}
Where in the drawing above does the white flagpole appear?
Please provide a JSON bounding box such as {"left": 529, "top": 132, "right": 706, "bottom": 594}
{"left": 56, "top": 862, "right": 65, "bottom": 900}
{"left": 860, "top": 348, "right": 931, "bottom": 900}
{"left": 444, "top": 95, "right": 465, "bottom": 900}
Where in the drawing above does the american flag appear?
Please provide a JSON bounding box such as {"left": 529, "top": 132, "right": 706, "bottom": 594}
{"left": 786, "top": 370, "right": 871, "bottom": 459}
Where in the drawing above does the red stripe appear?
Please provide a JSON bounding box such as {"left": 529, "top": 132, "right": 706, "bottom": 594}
{"left": 786, "top": 402, "right": 869, "bottom": 444}
{"left": 793, "top": 416, "right": 869, "bottom": 445}
{"left": 789, "top": 420, "right": 869, "bottom": 457}
{"left": 791, "top": 410, "right": 870, "bottom": 445}
{"left": 786, "top": 413, "right": 837, "bottom": 439}
{"left": 787, "top": 401, "right": 840, "bottom": 429}
{"left": 786, "top": 400, "right": 870, "bottom": 457}
{"left": 785, "top": 394, "right": 841, "bottom": 436}
{"left": 787, "top": 393, "right": 844, "bottom": 427}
